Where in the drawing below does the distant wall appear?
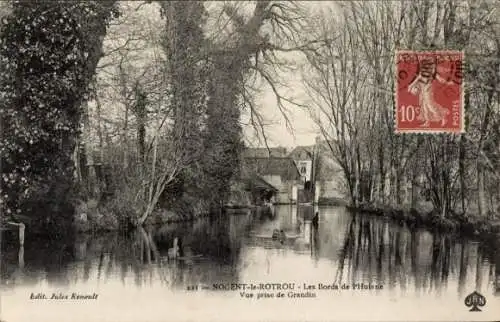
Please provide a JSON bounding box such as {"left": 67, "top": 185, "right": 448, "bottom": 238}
{"left": 262, "top": 175, "right": 298, "bottom": 204}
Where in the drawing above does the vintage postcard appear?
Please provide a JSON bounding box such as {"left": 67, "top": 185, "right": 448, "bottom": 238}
{"left": 1, "top": 1, "right": 499, "bottom": 322}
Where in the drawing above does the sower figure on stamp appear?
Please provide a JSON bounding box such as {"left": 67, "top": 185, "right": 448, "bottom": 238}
{"left": 408, "top": 60, "right": 452, "bottom": 127}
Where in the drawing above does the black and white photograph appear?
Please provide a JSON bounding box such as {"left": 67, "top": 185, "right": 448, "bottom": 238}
{"left": 0, "top": 1, "right": 499, "bottom": 321}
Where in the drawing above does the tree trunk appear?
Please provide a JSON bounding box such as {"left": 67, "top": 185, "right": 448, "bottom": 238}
{"left": 477, "top": 163, "right": 487, "bottom": 217}
{"left": 120, "top": 66, "right": 129, "bottom": 170}
{"left": 378, "top": 147, "right": 385, "bottom": 204}
{"left": 73, "top": 137, "right": 82, "bottom": 182}
{"left": 82, "top": 100, "right": 97, "bottom": 196}
{"left": 441, "top": 197, "right": 447, "bottom": 219}
{"left": 395, "top": 168, "right": 402, "bottom": 206}
{"left": 356, "top": 146, "right": 362, "bottom": 204}
{"left": 410, "top": 171, "right": 418, "bottom": 209}
{"left": 459, "top": 134, "right": 466, "bottom": 214}
{"left": 138, "top": 120, "right": 145, "bottom": 166}
{"left": 95, "top": 86, "right": 104, "bottom": 163}
{"left": 134, "top": 86, "right": 147, "bottom": 167}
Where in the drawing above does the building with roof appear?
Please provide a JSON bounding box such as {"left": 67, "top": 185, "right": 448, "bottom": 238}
{"left": 226, "top": 174, "right": 278, "bottom": 208}
{"left": 241, "top": 156, "right": 301, "bottom": 204}
{"left": 287, "top": 137, "right": 347, "bottom": 203}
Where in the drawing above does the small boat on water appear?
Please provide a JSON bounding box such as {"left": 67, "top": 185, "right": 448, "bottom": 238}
{"left": 271, "top": 229, "right": 285, "bottom": 240}
{"left": 263, "top": 200, "right": 274, "bottom": 207}
{"left": 249, "top": 229, "right": 301, "bottom": 241}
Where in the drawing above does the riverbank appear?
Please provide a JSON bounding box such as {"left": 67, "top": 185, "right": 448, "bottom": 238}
{"left": 348, "top": 203, "right": 500, "bottom": 243}
{"left": 317, "top": 197, "right": 350, "bottom": 206}
{"left": 73, "top": 195, "right": 213, "bottom": 233}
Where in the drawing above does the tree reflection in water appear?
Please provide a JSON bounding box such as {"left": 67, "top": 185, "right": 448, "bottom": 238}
{"left": 1, "top": 214, "right": 249, "bottom": 290}
{"left": 0, "top": 206, "right": 499, "bottom": 298}
{"left": 328, "top": 209, "right": 498, "bottom": 297}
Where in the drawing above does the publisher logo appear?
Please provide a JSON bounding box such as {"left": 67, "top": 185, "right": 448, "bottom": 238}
{"left": 464, "top": 291, "right": 486, "bottom": 312}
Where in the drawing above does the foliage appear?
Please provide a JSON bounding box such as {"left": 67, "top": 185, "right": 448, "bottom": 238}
{"left": 0, "top": 1, "right": 118, "bottom": 227}
{"left": 160, "top": 1, "right": 209, "bottom": 201}
{"left": 0, "top": 0, "right": 321, "bottom": 229}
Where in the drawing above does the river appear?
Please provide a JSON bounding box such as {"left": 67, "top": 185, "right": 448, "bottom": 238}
{"left": 1, "top": 205, "right": 499, "bottom": 321}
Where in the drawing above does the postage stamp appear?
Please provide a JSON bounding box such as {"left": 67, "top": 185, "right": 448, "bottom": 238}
{"left": 395, "top": 50, "right": 464, "bottom": 133}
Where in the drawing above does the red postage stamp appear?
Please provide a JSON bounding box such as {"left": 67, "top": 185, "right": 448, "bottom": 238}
{"left": 395, "top": 50, "right": 464, "bottom": 133}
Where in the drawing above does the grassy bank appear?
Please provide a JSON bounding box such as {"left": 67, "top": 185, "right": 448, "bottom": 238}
{"left": 73, "top": 195, "right": 212, "bottom": 233}
{"left": 317, "top": 197, "right": 350, "bottom": 206}
{"left": 348, "top": 203, "right": 500, "bottom": 242}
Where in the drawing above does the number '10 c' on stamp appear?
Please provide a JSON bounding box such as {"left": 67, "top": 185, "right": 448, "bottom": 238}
{"left": 395, "top": 50, "right": 464, "bottom": 133}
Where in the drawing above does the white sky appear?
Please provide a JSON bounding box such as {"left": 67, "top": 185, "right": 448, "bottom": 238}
{"left": 94, "top": 1, "right": 334, "bottom": 150}
{"left": 242, "top": 65, "right": 318, "bottom": 149}
{"left": 240, "top": 1, "right": 335, "bottom": 149}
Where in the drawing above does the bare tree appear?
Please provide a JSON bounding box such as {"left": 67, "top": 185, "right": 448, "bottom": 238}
{"left": 303, "top": 0, "right": 500, "bottom": 220}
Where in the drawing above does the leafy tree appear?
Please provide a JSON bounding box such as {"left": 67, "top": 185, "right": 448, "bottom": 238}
{"left": 0, "top": 1, "right": 118, "bottom": 229}
{"left": 159, "top": 1, "right": 208, "bottom": 200}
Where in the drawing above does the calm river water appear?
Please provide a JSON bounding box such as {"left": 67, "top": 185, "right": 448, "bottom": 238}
{"left": 1, "top": 205, "right": 499, "bottom": 321}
